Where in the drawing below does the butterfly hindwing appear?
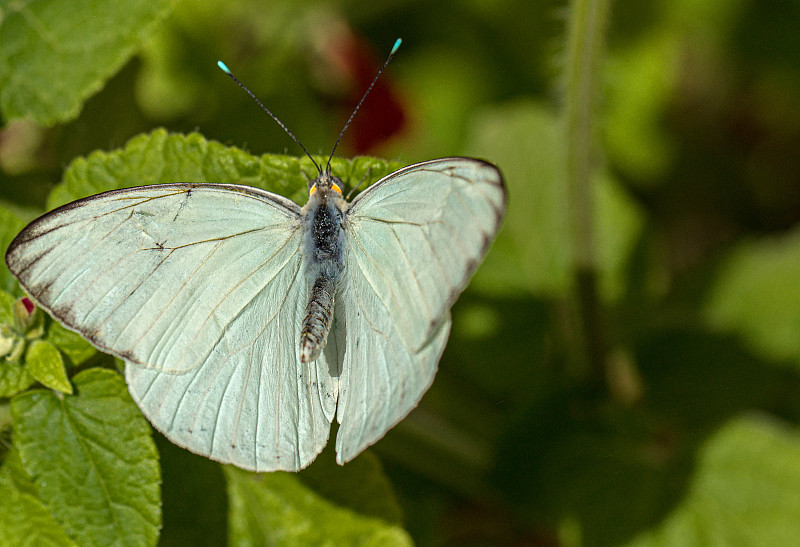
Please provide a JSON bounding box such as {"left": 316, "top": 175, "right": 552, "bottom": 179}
{"left": 124, "top": 252, "right": 337, "bottom": 471}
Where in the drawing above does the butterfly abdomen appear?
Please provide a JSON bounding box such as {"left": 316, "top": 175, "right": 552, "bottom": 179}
{"left": 300, "top": 276, "right": 336, "bottom": 363}
{"left": 299, "top": 186, "right": 346, "bottom": 363}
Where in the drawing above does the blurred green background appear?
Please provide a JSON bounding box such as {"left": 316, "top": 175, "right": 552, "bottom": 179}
{"left": 3, "top": 0, "right": 800, "bottom": 545}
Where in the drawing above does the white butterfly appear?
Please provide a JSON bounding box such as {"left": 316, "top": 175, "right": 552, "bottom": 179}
{"left": 6, "top": 157, "right": 505, "bottom": 471}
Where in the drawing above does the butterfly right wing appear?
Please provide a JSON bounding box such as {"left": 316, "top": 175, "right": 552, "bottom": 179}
{"left": 7, "top": 184, "right": 336, "bottom": 471}
{"left": 334, "top": 158, "right": 505, "bottom": 463}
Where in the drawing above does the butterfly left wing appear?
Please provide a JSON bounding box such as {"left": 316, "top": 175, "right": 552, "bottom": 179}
{"left": 7, "top": 184, "right": 337, "bottom": 471}
{"left": 335, "top": 158, "right": 505, "bottom": 463}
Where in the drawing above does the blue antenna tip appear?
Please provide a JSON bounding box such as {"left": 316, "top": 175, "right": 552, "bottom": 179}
{"left": 217, "top": 60, "right": 231, "bottom": 74}
{"left": 391, "top": 38, "right": 402, "bottom": 54}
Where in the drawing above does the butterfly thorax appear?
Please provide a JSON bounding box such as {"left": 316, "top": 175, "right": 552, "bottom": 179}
{"left": 298, "top": 173, "right": 347, "bottom": 363}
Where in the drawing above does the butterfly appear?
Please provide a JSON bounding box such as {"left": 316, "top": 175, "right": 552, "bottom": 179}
{"left": 4, "top": 41, "right": 506, "bottom": 471}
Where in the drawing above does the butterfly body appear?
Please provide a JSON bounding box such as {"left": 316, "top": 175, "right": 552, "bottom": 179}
{"left": 300, "top": 173, "right": 347, "bottom": 363}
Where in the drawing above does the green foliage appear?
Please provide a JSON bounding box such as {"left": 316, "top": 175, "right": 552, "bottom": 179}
{"left": 0, "top": 448, "right": 78, "bottom": 547}
{"left": 49, "top": 129, "right": 401, "bottom": 209}
{"left": 0, "top": 291, "right": 35, "bottom": 397}
{"left": 297, "top": 446, "right": 405, "bottom": 524}
{"left": 226, "top": 466, "right": 412, "bottom": 546}
{"left": 45, "top": 321, "right": 97, "bottom": 367}
{"left": 25, "top": 339, "right": 71, "bottom": 394}
{"left": 705, "top": 228, "right": 800, "bottom": 367}
{"left": 2, "top": 0, "right": 800, "bottom": 545}
{"left": 464, "top": 100, "right": 644, "bottom": 299}
{"left": 10, "top": 369, "right": 160, "bottom": 546}
{"left": 0, "top": 208, "right": 26, "bottom": 294}
{"left": 0, "top": 286, "right": 93, "bottom": 398}
{"left": 0, "top": 0, "right": 177, "bottom": 124}
{"left": 626, "top": 416, "right": 800, "bottom": 546}
{"left": 0, "top": 355, "right": 34, "bottom": 398}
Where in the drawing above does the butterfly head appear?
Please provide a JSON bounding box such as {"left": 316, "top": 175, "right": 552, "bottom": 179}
{"left": 308, "top": 171, "right": 344, "bottom": 198}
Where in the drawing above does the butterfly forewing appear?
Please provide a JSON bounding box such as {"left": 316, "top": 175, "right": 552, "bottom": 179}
{"left": 345, "top": 158, "right": 505, "bottom": 354}
{"left": 6, "top": 184, "right": 301, "bottom": 373}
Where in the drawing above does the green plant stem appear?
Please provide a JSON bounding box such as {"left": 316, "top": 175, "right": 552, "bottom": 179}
{"left": 564, "top": 0, "right": 610, "bottom": 387}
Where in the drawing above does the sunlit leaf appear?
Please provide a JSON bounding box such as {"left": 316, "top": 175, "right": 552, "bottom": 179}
{"left": 11, "top": 368, "right": 161, "bottom": 546}
{"left": 49, "top": 129, "right": 402, "bottom": 209}
{"left": 0, "top": 447, "right": 77, "bottom": 547}
{"left": 0, "top": 0, "right": 177, "bottom": 124}
{"left": 226, "top": 466, "right": 412, "bottom": 547}
{"left": 45, "top": 321, "right": 96, "bottom": 367}
{"left": 25, "top": 339, "right": 71, "bottom": 394}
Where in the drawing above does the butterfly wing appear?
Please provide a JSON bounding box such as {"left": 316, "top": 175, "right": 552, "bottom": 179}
{"left": 7, "top": 184, "right": 336, "bottom": 471}
{"left": 335, "top": 158, "right": 506, "bottom": 463}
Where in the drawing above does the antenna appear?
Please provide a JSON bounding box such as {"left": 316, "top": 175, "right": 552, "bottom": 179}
{"left": 217, "top": 38, "right": 402, "bottom": 177}
{"left": 217, "top": 60, "right": 321, "bottom": 174}
{"left": 325, "top": 38, "right": 402, "bottom": 175}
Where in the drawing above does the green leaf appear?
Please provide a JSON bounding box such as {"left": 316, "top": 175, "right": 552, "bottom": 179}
{"left": 11, "top": 368, "right": 161, "bottom": 547}
{"left": 0, "top": 206, "right": 27, "bottom": 295}
{"left": 45, "top": 321, "right": 96, "bottom": 367}
{"left": 0, "top": 359, "right": 35, "bottom": 398}
{"left": 0, "top": 0, "right": 177, "bottom": 125}
{"left": 464, "top": 99, "right": 644, "bottom": 300}
{"left": 48, "top": 129, "right": 403, "bottom": 209}
{"left": 0, "top": 447, "right": 78, "bottom": 547}
{"left": 704, "top": 227, "right": 800, "bottom": 368}
{"left": 625, "top": 416, "right": 800, "bottom": 546}
{"left": 298, "top": 446, "right": 404, "bottom": 524}
{"left": 25, "top": 339, "right": 72, "bottom": 394}
{"left": 225, "top": 466, "right": 412, "bottom": 547}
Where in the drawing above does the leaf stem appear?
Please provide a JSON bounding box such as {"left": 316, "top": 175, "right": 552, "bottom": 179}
{"left": 564, "top": 0, "right": 610, "bottom": 386}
